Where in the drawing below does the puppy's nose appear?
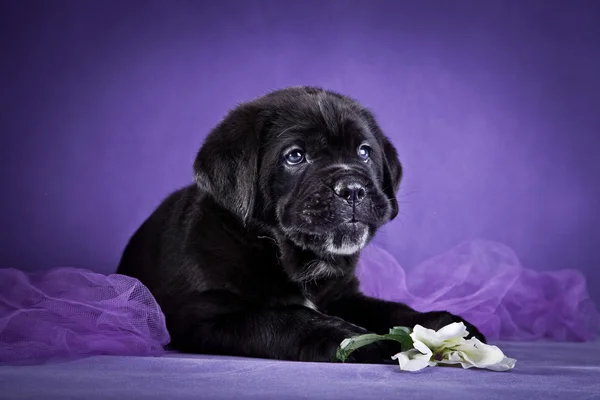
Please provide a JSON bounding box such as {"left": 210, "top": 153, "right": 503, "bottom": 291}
{"left": 334, "top": 181, "right": 367, "bottom": 204}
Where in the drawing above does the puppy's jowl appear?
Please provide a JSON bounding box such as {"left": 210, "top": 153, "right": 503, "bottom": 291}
{"left": 118, "top": 87, "right": 485, "bottom": 363}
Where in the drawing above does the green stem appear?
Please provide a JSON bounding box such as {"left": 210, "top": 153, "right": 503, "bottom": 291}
{"left": 334, "top": 327, "right": 414, "bottom": 362}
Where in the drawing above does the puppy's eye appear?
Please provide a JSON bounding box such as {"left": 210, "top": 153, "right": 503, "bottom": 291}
{"left": 357, "top": 144, "right": 371, "bottom": 161}
{"left": 285, "top": 149, "right": 305, "bottom": 165}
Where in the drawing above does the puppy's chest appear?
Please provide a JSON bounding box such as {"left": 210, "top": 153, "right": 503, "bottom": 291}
{"left": 228, "top": 243, "right": 328, "bottom": 311}
{"left": 236, "top": 261, "right": 317, "bottom": 310}
{"left": 211, "top": 230, "right": 343, "bottom": 311}
{"left": 238, "top": 270, "right": 342, "bottom": 315}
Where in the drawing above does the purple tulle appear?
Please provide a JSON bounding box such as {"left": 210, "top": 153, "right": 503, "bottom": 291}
{"left": 1, "top": 240, "right": 597, "bottom": 364}
{"left": 357, "top": 240, "right": 600, "bottom": 341}
{"left": 0, "top": 268, "right": 170, "bottom": 364}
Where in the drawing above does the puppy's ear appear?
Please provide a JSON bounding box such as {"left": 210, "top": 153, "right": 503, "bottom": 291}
{"left": 379, "top": 135, "right": 403, "bottom": 220}
{"left": 360, "top": 109, "right": 403, "bottom": 221}
{"left": 193, "top": 104, "right": 265, "bottom": 222}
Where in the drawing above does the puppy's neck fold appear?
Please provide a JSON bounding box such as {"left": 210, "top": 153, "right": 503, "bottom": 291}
{"left": 276, "top": 236, "right": 359, "bottom": 284}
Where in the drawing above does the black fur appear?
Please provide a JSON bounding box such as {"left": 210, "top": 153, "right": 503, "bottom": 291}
{"left": 117, "top": 87, "right": 485, "bottom": 363}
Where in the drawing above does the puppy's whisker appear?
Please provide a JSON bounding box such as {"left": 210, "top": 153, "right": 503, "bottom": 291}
{"left": 397, "top": 190, "right": 419, "bottom": 198}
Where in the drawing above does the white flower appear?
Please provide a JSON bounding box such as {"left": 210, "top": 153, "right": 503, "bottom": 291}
{"left": 392, "top": 322, "right": 517, "bottom": 372}
{"left": 440, "top": 337, "right": 517, "bottom": 371}
{"left": 391, "top": 348, "right": 435, "bottom": 372}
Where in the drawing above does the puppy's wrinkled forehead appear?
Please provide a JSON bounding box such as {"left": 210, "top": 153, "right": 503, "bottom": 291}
{"left": 269, "top": 92, "right": 374, "bottom": 150}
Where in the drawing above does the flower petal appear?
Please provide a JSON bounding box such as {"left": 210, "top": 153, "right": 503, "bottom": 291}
{"left": 455, "top": 338, "right": 505, "bottom": 368}
{"left": 392, "top": 349, "right": 435, "bottom": 372}
{"left": 438, "top": 350, "right": 465, "bottom": 365}
{"left": 485, "top": 356, "right": 517, "bottom": 372}
{"left": 412, "top": 339, "right": 434, "bottom": 357}
{"left": 439, "top": 338, "right": 516, "bottom": 371}
{"left": 411, "top": 325, "right": 444, "bottom": 349}
{"left": 436, "top": 322, "right": 468, "bottom": 342}
{"left": 439, "top": 350, "right": 480, "bottom": 369}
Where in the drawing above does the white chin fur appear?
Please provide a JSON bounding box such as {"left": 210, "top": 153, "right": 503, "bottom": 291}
{"left": 325, "top": 229, "right": 369, "bottom": 255}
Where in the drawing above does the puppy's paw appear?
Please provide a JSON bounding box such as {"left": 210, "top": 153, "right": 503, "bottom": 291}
{"left": 413, "top": 311, "right": 487, "bottom": 343}
{"left": 298, "top": 321, "right": 398, "bottom": 364}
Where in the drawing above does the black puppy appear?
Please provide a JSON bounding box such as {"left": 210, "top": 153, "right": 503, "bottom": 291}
{"left": 117, "top": 86, "right": 484, "bottom": 363}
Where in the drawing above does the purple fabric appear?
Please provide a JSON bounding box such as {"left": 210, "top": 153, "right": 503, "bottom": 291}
{"left": 0, "top": 268, "right": 170, "bottom": 364}
{"left": 1, "top": 241, "right": 597, "bottom": 365}
{"left": 1, "top": 341, "right": 599, "bottom": 400}
{"left": 358, "top": 240, "right": 600, "bottom": 342}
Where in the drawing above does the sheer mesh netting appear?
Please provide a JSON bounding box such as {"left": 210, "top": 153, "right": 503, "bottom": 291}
{"left": 0, "top": 268, "right": 170, "bottom": 364}
{"left": 358, "top": 240, "right": 600, "bottom": 341}
{"left": 0, "top": 240, "right": 598, "bottom": 364}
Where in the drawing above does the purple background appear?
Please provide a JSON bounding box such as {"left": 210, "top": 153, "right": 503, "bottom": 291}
{"left": 1, "top": 1, "right": 599, "bottom": 305}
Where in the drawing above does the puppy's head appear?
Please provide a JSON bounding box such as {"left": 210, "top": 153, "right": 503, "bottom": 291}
{"left": 194, "top": 87, "right": 402, "bottom": 258}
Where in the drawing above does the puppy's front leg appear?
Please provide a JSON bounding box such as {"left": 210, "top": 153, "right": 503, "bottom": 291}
{"left": 164, "top": 291, "right": 389, "bottom": 363}
{"left": 326, "top": 289, "right": 486, "bottom": 342}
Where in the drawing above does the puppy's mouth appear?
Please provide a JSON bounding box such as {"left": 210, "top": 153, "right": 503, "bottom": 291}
{"left": 339, "top": 219, "right": 368, "bottom": 230}
{"left": 283, "top": 219, "right": 371, "bottom": 256}
{"left": 325, "top": 221, "right": 370, "bottom": 255}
